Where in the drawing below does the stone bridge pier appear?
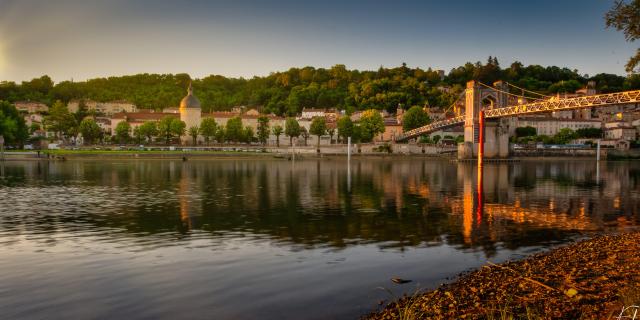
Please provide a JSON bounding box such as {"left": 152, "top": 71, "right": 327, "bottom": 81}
{"left": 458, "top": 119, "right": 510, "bottom": 159}
{"left": 458, "top": 80, "right": 511, "bottom": 160}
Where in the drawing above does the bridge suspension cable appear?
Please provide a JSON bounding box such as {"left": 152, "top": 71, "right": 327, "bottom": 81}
{"left": 477, "top": 81, "right": 545, "bottom": 102}
{"left": 506, "top": 82, "right": 552, "bottom": 98}
{"left": 442, "top": 90, "right": 466, "bottom": 114}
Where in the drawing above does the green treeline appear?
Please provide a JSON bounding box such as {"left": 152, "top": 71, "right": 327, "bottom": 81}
{"left": 2, "top": 58, "right": 640, "bottom": 115}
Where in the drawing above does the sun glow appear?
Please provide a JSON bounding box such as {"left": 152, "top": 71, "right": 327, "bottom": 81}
{"left": 0, "top": 43, "right": 5, "bottom": 72}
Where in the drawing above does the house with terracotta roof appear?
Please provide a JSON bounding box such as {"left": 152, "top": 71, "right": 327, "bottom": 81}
{"left": 376, "top": 117, "right": 403, "bottom": 142}
{"left": 15, "top": 101, "right": 49, "bottom": 113}
{"left": 110, "top": 112, "right": 177, "bottom": 134}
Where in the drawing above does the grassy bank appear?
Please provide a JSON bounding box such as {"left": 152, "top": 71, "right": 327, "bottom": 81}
{"left": 366, "top": 232, "right": 640, "bottom": 319}
{"left": 43, "top": 149, "right": 268, "bottom": 155}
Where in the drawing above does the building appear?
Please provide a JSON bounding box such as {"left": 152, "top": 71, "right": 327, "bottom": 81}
{"left": 604, "top": 127, "right": 636, "bottom": 141}
{"left": 604, "top": 120, "right": 633, "bottom": 129}
{"left": 110, "top": 112, "right": 177, "bottom": 134}
{"left": 245, "top": 108, "right": 260, "bottom": 116}
{"left": 377, "top": 118, "right": 403, "bottom": 142}
{"left": 162, "top": 107, "right": 180, "bottom": 114}
{"left": 179, "top": 82, "right": 202, "bottom": 143}
{"left": 15, "top": 101, "right": 49, "bottom": 113}
{"left": 516, "top": 117, "right": 601, "bottom": 136}
{"left": 95, "top": 117, "right": 112, "bottom": 134}
{"left": 301, "top": 108, "right": 326, "bottom": 119}
{"left": 68, "top": 99, "right": 137, "bottom": 115}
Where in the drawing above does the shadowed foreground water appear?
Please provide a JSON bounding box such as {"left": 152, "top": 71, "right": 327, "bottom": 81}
{"left": 0, "top": 158, "right": 638, "bottom": 319}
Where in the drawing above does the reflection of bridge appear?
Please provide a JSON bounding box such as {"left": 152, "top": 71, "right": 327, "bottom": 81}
{"left": 397, "top": 80, "right": 640, "bottom": 159}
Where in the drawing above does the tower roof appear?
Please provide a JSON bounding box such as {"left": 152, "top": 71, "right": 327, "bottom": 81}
{"left": 180, "top": 82, "right": 201, "bottom": 109}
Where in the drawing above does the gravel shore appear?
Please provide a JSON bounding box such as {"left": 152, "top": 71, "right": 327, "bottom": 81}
{"left": 366, "top": 232, "right": 640, "bottom": 319}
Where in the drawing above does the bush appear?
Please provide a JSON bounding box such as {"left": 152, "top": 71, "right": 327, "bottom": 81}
{"left": 373, "top": 143, "right": 392, "bottom": 153}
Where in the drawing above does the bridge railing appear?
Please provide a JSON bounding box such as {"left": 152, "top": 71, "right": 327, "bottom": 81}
{"left": 397, "top": 115, "right": 465, "bottom": 141}
{"left": 484, "top": 90, "right": 640, "bottom": 118}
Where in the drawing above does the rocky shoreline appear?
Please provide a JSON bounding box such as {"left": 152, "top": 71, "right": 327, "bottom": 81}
{"left": 366, "top": 232, "right": 640, "bottom": 319}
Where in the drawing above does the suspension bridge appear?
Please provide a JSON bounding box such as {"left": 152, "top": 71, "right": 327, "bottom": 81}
{"left": 397, "top": 80, "right": 640, "bottom": 159}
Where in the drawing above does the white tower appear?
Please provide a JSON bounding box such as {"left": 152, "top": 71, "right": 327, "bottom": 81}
{"left": 179, "top": 82, "right": 202, "bottom": 144}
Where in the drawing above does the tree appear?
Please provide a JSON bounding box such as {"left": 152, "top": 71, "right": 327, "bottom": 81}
{"left": 157, "top": 116, "right": 183, "bottom": 144}
{"left": 327, "top": 127, "right": 335, "bottom": 144}
{"left": 46, "top": 100, "right": 76, "bottom": 140}
{"left": 272, "top": 124, "right": 283, "bottom": 147}
{"left": 199, "top": 118, "right": 217, "bottom": 145}
{"left": 358, "top": 109, "right": 385, "bottom": 142}
{"left": 79, "top": 118, "right": 102, "bottom": 145}
{"left": 300, "top": 127, "right": 309, "bottom": 146}
{"left": 548, "top": 80, "right": 583, "bottom": 93}
{"left": 606, "top": 0, "right": 640, "bottom": 73}
{"left": 225, "top": 116, "right": 243, "bottom": 143}
{"left": 337, "top": 116, "right": 354, "bottom": 143}
{"left": 0, "top": 101, "right": 28, "bottom": 146}
{"left": 402, "top": 106, "right": 430, "bottom": 131}
{"left": 29, "top": 123, "right": 41, "bottom": 134}
{"left": 515, "top": 126, "right": 537, "bottom": 138}
{"left": 576, "top": 127, "right": 603, "bottom": 139}
{"left": 432, "top": 135, "right": 442, "bottom": 144}
{"left": 171, "top": 119, "right": 186, "bottom": 142}
{"left": 74, "top": 100, "right": 90, "bottom": 123}
{"left": 189, "top": 126, "right": 199, "bottom": 145}
{"left": 419, "top": 135, "right": 432, "bottom": 144}
{"left": 257, "top": 115, "right": 270, "bottom": 145}
{"left": 133, "top": 126, "right": 143, "bottom": 144}
{"left": 215, "top": 125, "right": 226, "bottom": 143}
{"left": 243, "top": 126, "right": 254, "bottom": 143}
{"left": 114, "top": 121, "right": 131, "bottom": 144}
{"left": 553, "top": 128, "right": 577, "bottom": 144}
{"left": 138, "top": 121, "right": 158, "bottom": 144}
{"left": 285, "top": 117, "right": 301, "bottom": 145}
{"left": 309, "top": 116, "right": 327, "bottom": 150}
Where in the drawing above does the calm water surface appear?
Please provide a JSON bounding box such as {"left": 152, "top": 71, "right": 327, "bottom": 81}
{"left": 1, "top": 158, "right": 639, "bottom": 319}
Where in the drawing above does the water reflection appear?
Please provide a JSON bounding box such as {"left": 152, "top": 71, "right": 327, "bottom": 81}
{"left": 1, "top": 159, "right": 639, "bottom": 319}
{"left": 1, "top": 159, "right": 638, "bottom": 253}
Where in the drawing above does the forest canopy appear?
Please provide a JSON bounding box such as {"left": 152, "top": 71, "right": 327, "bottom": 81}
{"left": 1, "top": 59, "right": 639, "bottom": 116}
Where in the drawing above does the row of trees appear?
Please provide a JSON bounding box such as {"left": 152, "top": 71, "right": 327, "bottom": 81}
{"left": 513, "top": 126, "right": 604, "bottom": 145}
{"left": 30, "top": 95, "right": 390, "bottom": 146}
{"left": 110, "top": 111, "right": 386, "bottom": 147}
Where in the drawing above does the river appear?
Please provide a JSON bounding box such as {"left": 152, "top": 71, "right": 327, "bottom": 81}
{"left": 0, "top": 158, "right": 638, "bottom": 319}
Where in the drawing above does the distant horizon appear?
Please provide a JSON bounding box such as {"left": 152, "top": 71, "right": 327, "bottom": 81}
{"left": 3, "top": 59, "right": 629, "bottom": 84}
{"left": 1, "top": 0, "right": 635, "bottom": 83}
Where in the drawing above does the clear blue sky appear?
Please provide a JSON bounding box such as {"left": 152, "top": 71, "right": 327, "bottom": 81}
{"left": 0, "top": 0, "right": 635, "bottom": 82}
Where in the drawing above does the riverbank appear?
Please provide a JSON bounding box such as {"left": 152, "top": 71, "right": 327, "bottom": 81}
{"left": 366, "top": 232, "right": 640, "bottom": 320}
{"left": 0, "top": 150, "right": 622, "bottom": 162}
{"left": 0, "top": 149, "right": 455, "bottom": 160}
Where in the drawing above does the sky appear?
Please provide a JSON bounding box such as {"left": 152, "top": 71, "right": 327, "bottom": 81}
{"left": 0, "top": 0, "right": 636, "bottom": 83}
